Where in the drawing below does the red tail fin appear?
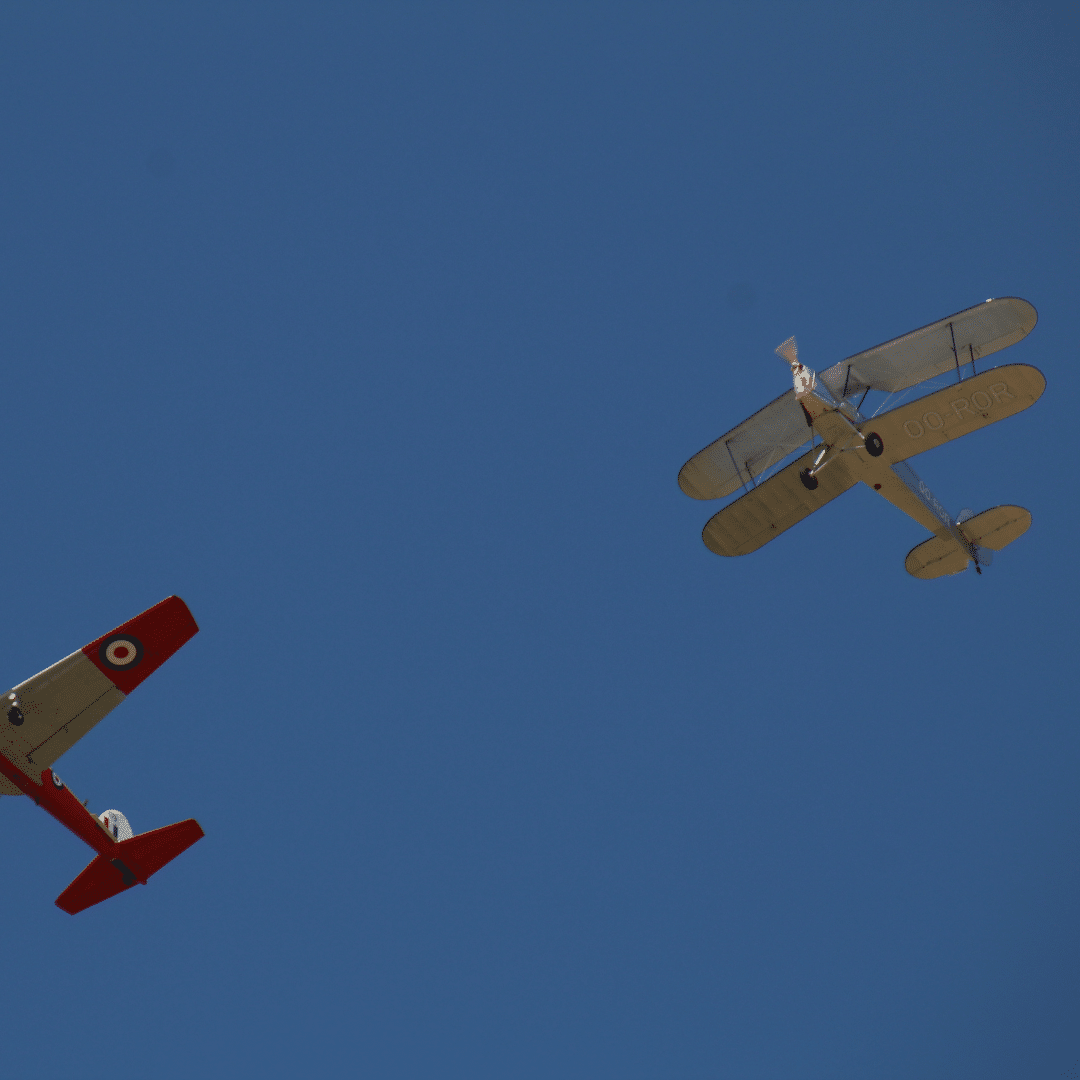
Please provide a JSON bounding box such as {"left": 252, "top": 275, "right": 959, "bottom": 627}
{"left": 55, "top": 819, "right": 204, "bottom": 915}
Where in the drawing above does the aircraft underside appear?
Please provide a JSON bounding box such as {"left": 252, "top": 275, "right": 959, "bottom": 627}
{"left": 679, "top": 298, "right": 1044, "bottom": 578}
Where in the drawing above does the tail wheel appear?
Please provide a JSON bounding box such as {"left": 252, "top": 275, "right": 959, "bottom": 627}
{"left": 799, "top": 468, "right": 819, "bottom": 491}
{"left": 865, "top": 431, "right": 884, "bottom": 457}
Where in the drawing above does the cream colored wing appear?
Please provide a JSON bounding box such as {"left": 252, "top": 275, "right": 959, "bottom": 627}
{"left": 701, "top": 447, "right": 858, "bottom": 557}
{"left": 818, "top": 297, "right": 1037, "bottom": 398}
{"left": 860, "top": 364, "right": 1045, "bottom": 464}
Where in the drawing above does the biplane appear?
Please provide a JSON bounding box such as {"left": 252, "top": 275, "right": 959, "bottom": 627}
{"left": 679, "top": 298, "right": 1044, "bottom": 577}
{"left": 0, "top": 596, "right": 203, "bottom": 913}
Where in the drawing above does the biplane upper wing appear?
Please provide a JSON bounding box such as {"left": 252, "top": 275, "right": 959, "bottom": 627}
{"left": 862, "top": 364, "right": 1045, "bottom": 463}
{"left": 701, "top": 445, "right": 858, "bottom": 557}
{"left": 0, "top": 596, "right": 198, "bottom": 795}
{"left": 678, "top": 389, "right": 809, "bottom": 500}
{"left": 818, "top": 297, "right": 1037, "bottom": 398}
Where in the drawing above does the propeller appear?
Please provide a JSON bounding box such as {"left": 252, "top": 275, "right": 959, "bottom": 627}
{"left": 777, "top": 335, "right": 815, "bottom": 401}
{"left": 775, "top": 336, "right": 799, "bottom": 369}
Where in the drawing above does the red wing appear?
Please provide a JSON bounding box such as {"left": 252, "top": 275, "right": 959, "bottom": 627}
{"left": 0, "top": 596, "right": 199, "bottom": 784}
{"left": 82, "top": 595, "right": 199, "bottom": 695}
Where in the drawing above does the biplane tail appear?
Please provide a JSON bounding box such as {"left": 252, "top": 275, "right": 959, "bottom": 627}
{"left": 55, "top": 818, "right": 204, "bottom": 914}
{"left": 904, "top": 505, "right": 1032, "bottom": 579}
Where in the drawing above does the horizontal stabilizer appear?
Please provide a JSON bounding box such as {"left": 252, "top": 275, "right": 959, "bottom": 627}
{"left": 904, "top": 505, "right": 1031, "bottom": 579}
{"left": 957, "top": 504, "right": 1032, "bottom": 551}
{"left": 904, "top": 535, "right": 970, "bottom": 579}
{"left": 55, "top": 819, "right": 204, "bottom": 915}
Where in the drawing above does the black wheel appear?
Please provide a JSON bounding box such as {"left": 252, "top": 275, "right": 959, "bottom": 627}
{"left": 865, "top": 431, "right": 884, "bottom": 457}
{"left": 799, "top": 468, "right": 819, "bottom": 491}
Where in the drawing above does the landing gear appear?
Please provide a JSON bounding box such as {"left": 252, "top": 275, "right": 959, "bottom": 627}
{"left": 799, "top": 468, "right": 819, "bottom": 491}
{"left": 865, "top": 431, "right": 884, "bottom": 457}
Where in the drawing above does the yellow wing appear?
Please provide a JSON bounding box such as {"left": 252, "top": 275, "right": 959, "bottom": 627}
{"left": 862, "top": 364, "right": 1045, "bottom": 463}
{"left": 702, "top": 448, "right": 858, "bottom": 557}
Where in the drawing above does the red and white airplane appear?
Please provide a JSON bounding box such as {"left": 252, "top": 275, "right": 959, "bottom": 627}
{"left": 0, "top": 596, "right": 202, "bottom": 914}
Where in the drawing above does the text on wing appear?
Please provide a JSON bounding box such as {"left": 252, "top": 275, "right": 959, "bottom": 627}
{"left": 900, "top": 382, "right": 1015, "bottom": 440}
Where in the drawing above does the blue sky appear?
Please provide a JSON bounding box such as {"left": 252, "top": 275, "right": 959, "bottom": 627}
{"left": 0, "top": 4, "right": 1076, "bottom": 1078}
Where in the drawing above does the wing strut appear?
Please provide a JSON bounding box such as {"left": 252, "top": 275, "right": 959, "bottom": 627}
{"left": 949, "top": 321, "right": 961, "bottom": 384}
{"left": 724, "top": 440, "right": 750, "bottom": 495}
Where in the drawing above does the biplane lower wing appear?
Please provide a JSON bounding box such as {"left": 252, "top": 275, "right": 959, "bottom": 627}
{"left": 864, "top": 364, "right": 1045, "bottom": 464}
{"left": 701, "top": 447, "right": 858, "bottom": 557}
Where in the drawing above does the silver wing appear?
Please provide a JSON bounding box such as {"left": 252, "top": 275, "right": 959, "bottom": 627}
{"left": 817, "top": 296, "right": 1037, "bottom": 398}
{"left": 678, "top": 389, "right": 809, "bottom": 501}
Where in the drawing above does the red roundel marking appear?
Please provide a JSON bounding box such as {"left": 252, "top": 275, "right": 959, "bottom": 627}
{"left": 83, "top": 596, "right": 200, "bottom": 695}
{"left": 102, "top": 636, "right": 142, "bottom": 669}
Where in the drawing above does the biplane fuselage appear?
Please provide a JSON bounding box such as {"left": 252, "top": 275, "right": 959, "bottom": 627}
{"left": 679, "top": 298, "right": 1045, "bottom": 578}
{"left": 792, "top": 362, "right": 1013, "bottom": 573}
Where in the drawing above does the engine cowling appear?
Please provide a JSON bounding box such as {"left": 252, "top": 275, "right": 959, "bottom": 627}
{"left": 98, "top": 809, "right": 133, "bottom": 841}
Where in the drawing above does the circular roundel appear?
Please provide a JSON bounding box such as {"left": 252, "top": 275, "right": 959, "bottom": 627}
{"left": 99, "top": 634, "right": 144, "bottom": 671}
